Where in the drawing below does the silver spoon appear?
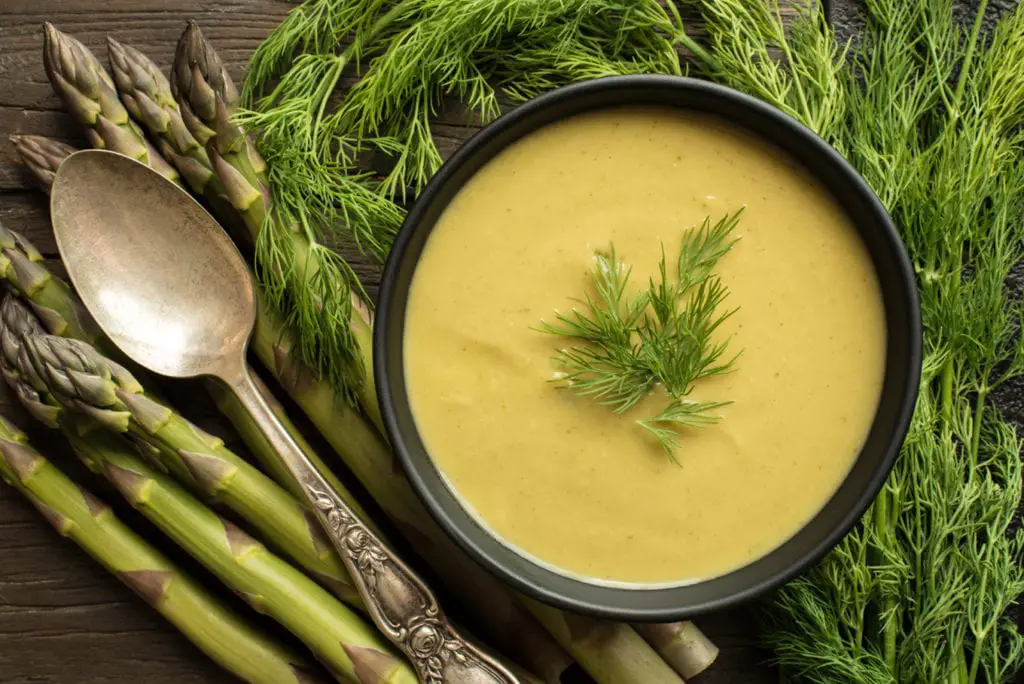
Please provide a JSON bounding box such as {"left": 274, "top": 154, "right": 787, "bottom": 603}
{"left": 50, "top": 149, "right": 519, "bottom": 684}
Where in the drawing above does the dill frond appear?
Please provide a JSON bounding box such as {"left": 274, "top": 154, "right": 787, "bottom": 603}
{"left": 539, "top": 212, "right": 740, "bottom": 461}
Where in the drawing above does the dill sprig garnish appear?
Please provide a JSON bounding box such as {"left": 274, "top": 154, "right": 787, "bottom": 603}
{"left": 690, "top": 0, "right": 1024, "bottom": 680}
{"left": 539, "top": 212, "right": 741, "bottom": 462}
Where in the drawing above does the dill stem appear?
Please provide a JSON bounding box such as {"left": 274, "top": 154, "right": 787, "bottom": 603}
{"left": 770, "top": 0, "right": 812, "bottom": 124}
{"left": 873, "top": 487, "right": 899, "bottom": 674}
{"left": 313, "top": 3, "right": 409, "bottom": 140}
{"left": 662, "top": 1, "right": 711, "bottom": 72}
{"left": 940, "top": 356, "right": 954, "bottom": 431}
{"left": 969, "top": 386, "right": 987, "bottom": 471}
{"left": 952, "top": 0, "right": 991, "bottom": 115}
{"left": 966, "top": 617, "right": 985, "bottom": 683}
{"left": 676, "top": 34, "right": 717, "bottom": 72}
{"left": 313, "top": 57, "right": 349, "bottom": 139}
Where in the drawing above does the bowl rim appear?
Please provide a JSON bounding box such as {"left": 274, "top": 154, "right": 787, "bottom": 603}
{"left": 376, "top": 74, "right": 922, "bottom": 620}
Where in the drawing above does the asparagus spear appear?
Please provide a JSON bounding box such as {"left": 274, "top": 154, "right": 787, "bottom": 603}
{"left": 0, "top": 290, "right": 363, "bottom": 608}
{"left": 634, "top": 622, "right": 719, "bottom": 680}
{"left": 68, "top": 428, "right": 417, "bottom": 684}
{"left": 171, "top": 21, "right": 377, "bottom": 421}
{"left": 0, "top": 316, "right": 417, "bottom": 684}
{"left": 9, "top": 135, "right": 76, "bottom": 191}
{"left": 42, "top": 23, "right": 181, "bottom": 186}
{"left": 0, "top": 415, "right": 323, "bottom": 684}
{"left": 171, "top": 21, "right": 269, "bottom": 229}
{"left": 169, "top": 26, "right": 576, "bottom": 680}
{"left": 177, "top": 22, "right": 707, "bottom": 683}
{"left": 107, "top": 36, "right": 234, "bottom": 214}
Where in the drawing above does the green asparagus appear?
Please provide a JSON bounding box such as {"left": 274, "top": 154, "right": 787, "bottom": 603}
{"left": 169, "top": 27, "right": 569, "bottom": 678}
{"left": 633, "top": 622, "right": 719, "bottom": 680}
{"left": 0, "top": 292, "right": 363, "bottom": 608}
{"left": 0, "top": 415, "right": 323, "bottom": 684}
{"left": 42, "top": 23, "right": 180, "bottom": 186}
{"left": 67, "top": 427, "right": 416, "bottom": 684}
{"left": 0, "top": 306, "right": 416, "bottom": 684}
{"left": 107, "top": 36, "right": 234, "bottom": 219}
{"left": 254, "top": 268, "right": 685, "bottom": 684}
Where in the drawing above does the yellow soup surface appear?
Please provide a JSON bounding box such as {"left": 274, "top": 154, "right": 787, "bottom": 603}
{"left": 404, "top": 107, "right": 886, "bottom": 584}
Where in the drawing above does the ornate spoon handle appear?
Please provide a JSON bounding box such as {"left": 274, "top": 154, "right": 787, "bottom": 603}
{"left": 228, "top": 367, "right": 519, "bottom": 684}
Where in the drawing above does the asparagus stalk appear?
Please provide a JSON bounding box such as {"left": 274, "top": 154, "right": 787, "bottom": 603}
{"left": 523, "top": 601, "right": 687, "bottom": 683}
{"left": 0, "top": 291, "right": 363, "bottom": 608}
{"left": 68, "top": 427, "right": 417, "bottom": 684}
{"left": 255, "top": 299, "right": 676, "bottom": 684}
{"left": 9, "top": 135, "right": 76, "bottom": 191}
{"left": 0, "top": 319, "right": 416, "bottom": 684}
{"left": 633, "top": 622, "right": 719, "bottom": 680}
{"left": 42, "top": 23, "right": 181, "bottom": 186}
{"left": 0, "top": 415, "right": 323, "bottom": 684}
{"left": 178, "top": 22, "right": 710, "bottom": 684}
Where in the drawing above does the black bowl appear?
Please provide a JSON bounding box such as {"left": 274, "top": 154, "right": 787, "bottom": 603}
{"left": 376, "top": 75, "right": 922, "bottom": 621}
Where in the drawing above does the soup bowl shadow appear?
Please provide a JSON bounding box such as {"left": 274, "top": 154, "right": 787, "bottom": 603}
{"left": 375, "top": 75, "right": 922, "bottom": 621}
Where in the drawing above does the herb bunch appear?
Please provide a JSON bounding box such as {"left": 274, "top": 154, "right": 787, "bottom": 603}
{"left": 689, "top": 0, "right": 1024, "bottom": 680}
{"left": 236, "top": 0, "right": 702, "bottom": 401}
{"left": 539, "top": 212, "right": 741, "bottom": 461}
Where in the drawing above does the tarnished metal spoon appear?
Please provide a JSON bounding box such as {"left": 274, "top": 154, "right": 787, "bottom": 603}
{"left": 50, "top": 149, "right": 519, "bottom": 684}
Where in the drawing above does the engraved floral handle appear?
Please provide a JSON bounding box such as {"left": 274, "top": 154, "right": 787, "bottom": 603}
{"left": 227, "top": 366, "right": 519, "bottom": 683}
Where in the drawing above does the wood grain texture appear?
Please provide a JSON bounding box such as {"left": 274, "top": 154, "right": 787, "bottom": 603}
{"left": 0, "top": 1, "right": 792, "bottom": 682}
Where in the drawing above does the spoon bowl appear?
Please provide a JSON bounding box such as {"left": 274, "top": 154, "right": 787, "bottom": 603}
{"left": 50, "top": 150, "right": 253, "bottom": 380}
{"left": 50, "top": 149, "right": 518, "bottom": 683}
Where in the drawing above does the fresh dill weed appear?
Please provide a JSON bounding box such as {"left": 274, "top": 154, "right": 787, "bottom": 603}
{"left": 689, "top": 0, "right": 1024, "bottom": 681}
{"left": 538, "top": 212, "right": 741, "bottom": 462}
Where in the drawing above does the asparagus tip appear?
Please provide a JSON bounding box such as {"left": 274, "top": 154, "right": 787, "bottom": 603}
{"left": 172, "top": 20, "right": 236, "bottom": 109}
{"left": 10, "top": 134, "right": 76, "bottom": 191}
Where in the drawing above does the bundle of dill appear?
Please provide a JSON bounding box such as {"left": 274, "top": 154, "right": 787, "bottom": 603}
{"left": 237, "top": 0, "right": 697, "bottom": 402}
{"left": 688, "top": 0, "right": 1024, "bottom": 680}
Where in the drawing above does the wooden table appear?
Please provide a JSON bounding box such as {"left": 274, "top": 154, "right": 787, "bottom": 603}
{"left": 0, "top": 1, "right": 1011, "bottom": 683}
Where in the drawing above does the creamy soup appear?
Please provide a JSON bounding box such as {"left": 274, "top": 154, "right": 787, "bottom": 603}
{"left": 404, "top": 107, "right": 886, "bottom": 584}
